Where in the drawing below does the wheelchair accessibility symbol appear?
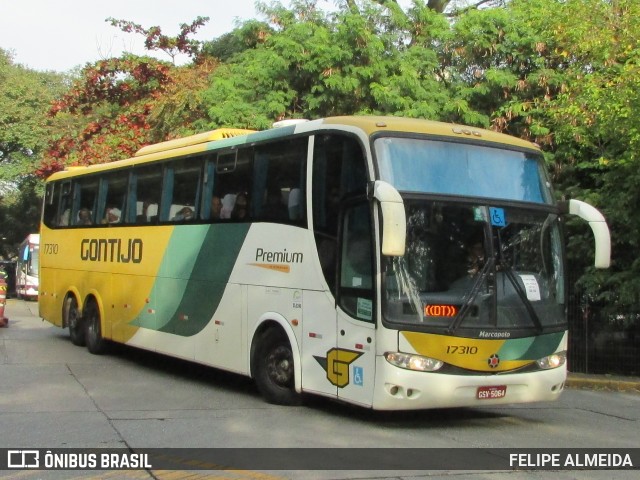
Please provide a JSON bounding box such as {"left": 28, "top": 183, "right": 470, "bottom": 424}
{"left": 353, "top": 366, "right": 364, "bottom": 386}
{"left": 489, "top": 207, "right": 506, "bottom": 227}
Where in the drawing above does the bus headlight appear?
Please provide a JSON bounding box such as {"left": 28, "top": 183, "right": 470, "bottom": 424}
{"left": 536, "top": 351, "right": 566, "bottom": 370}
{"left": 385, "top": 352, "right": 444, "bottom": 372}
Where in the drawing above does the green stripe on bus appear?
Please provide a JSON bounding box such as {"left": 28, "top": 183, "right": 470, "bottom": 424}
{"left": 497, "top": 332, "right": 564, "bottom": 360}
{"left": 130, "top": 223, "right": 250, "bottom": 336}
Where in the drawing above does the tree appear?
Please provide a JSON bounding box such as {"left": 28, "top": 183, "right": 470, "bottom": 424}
{"left": 39, "top": 55, "right": 173, "bottom": 176}
{"left": 545, "top": 0, "right": 640, "bottom": 308}
{"left": 106, "top": 16, "right": 210, "bottom": 64}
{"left": 39, "top": 17, "right": 215, "bottom": 175}
{"left": 0, "top": 49, "right": 67, "bottom": 186}
{"left": 0, "top": 49, "right": 67, "bottom": 258}
{"left": 201, "top": 0, "right": 461, "bottom": 129}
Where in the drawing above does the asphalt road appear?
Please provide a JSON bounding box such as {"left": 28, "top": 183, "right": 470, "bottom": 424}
{"left": 1, "top": 299, "right": 638, "bottom": 480}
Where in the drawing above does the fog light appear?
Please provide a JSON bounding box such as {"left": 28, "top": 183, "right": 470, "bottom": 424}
{"left": 385, "top": 352, "right": 443, "bottom": 372}
{"left": 536, "top": 351, "right": 566, "bottom": 370}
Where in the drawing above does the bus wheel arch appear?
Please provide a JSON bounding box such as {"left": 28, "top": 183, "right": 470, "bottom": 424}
{"left": 83, "top": 295, "right": 108, "bottom": 355}
{"left": 63, "top": 292, "right": 85, "bottom": 346}
{"left": 250, "top": 319, "right": 302, "bottom": 406}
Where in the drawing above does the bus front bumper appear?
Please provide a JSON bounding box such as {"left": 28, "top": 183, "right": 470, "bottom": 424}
{"left": 372, "top": 356, "right": 566, "bottom": 410}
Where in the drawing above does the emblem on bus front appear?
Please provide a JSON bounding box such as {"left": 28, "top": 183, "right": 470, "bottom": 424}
{"left": 488, "top": 354, "right": 500, "bottom": 368}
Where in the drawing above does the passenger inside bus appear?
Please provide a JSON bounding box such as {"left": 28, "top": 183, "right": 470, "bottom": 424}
{"left": 78, "top": 208, "right": 92, "bottom": 225}
{"left": 232, "top": 192, "right": 249, "bottom": 220}
{"left": 172, "top": 206, "right": 194, "bottom": 221}
{"left": 220, "top": 193, "right": 236, "bottom": 219}
{"left": 211, "top": 196, "right": 222, "bottom": 220}
{"left": 136, "top": 201, "right": 159, "bottom": 223}
{"left": 103, "top": 207, "right": 121, "bottom": 224}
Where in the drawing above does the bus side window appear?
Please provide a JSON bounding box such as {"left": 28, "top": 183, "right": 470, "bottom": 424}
{"left": 133, "top": 165, "right": 162, "bottom": 224}
{"left": 101, "top": 172, "right": 128, "bottom": 224}
{"left": 338, "top": 202, "right": 374, "bottom": 322}
{"left": 312, "top": 133, "right": 368, "bottom": 294}
{"left": 58, "top": 181, "right": 73, "bottom": 227}
{"left": 72, "top": 177, "right": 99, "bottom": 226}
{"left": 43, "top": 182, "right": 59, "bottom": 228}
{"left": 165, "top": 158, "right": 202, "bottom": 223}
{"left": 215, "top": 148, "right": 253, "bottom": 222}
{"left": 252, "top": 138, "right": 307, "bottom": 225}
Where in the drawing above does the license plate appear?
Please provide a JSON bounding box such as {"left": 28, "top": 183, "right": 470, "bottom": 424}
{"left": 477, "top": 385, "right": 507, "bottom": 400}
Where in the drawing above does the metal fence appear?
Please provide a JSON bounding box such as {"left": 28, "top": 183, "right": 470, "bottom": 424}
{"left": 567, "top": 271, "right": 640, "bottom": 376}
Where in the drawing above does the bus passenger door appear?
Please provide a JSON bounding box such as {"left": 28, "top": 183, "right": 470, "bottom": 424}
{"left": 335, "top": 201, "right": 376, "bottom": 407}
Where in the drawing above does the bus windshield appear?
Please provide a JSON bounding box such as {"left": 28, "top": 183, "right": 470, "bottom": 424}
{"left": 29, "top": 247, "right": 39, "bottom": 276}
{"left": 375, "top": 137, "right": 553, "bottom": 204}
{"left": 382, "top": 200, "right": 566, "bottom": 332}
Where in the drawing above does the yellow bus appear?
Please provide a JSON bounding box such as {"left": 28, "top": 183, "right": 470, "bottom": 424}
{"left": 39, "top": 116, "right": 610, "bottom": 410}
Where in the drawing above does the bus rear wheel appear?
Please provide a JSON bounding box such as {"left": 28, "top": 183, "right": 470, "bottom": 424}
{"left": 64, "top": 296, "right": 85, "bottom": 346}
{"left": 84, "top": 300, "right": 107, "bottom": 355}
{"left": 254, "top": 328, "right": 301, "bottom": 406}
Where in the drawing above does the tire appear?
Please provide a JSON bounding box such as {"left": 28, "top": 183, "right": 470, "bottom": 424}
{"left": 64, "top": 296, "right": 85, "bottom": 346}
{"left": 253, "top": 328, "right": 301, "bottom": 406}
{"left": 84, "top": 300, "right": 107, "bottom": 355}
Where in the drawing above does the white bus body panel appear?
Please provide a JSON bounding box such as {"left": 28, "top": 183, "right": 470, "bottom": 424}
{"left": 372, "top": 358, "right": 566, "bottom": 410}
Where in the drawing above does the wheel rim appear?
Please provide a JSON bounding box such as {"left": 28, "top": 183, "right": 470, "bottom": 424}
{"left": 87, "top": 306, "right": 98, "bottom": 339}
{"left": 69, "top": 304, "right": 79, "bottom": 330}
{"left": 266, "top": 345, "right": 294, "bottom": 387}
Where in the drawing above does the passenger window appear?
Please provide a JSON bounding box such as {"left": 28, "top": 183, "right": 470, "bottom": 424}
{"left": 58, "top": 182, "right": 73, "bottom": 227}
{"left": 133, "top": 165, "right": 163, "bottom": 224}
{"left": 312, "top": 134, "right": 368, "bottom": 294}
{"left": 101, "top": 172, "right": 128, "bottom": 224}
{"left": 339, "top": 201, "right": 374, "bottom": 322}
{"left": 215, "top": 149, "right": 253, "bottom": 221}
{"left": 72, "top": 177, "right": 99, "bottom": 226}
{"left": 252, "top": 138, "right": 307, "bottom": 225}
{"left": 43, "top": 182, "right": 60, "bottom": 228}
{"left": 160, "top": 158, "right": 202, "bottom": 222}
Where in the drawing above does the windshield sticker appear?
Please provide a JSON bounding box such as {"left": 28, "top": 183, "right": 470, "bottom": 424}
{"left": 489, "top": 207, "right": 506, "bottom": 227}
{"left": 473, "top": 207, "right": 487, "bottom": 222}
{"left": 519, "top": 274, "right": 542, "bottom": 301}
{"left": 357, "top": 298, "right": 373, "bottom": 320}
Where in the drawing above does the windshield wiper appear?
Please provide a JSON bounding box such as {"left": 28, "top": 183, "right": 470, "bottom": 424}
{"left": 447, "top": 256, "right": 495, "bottom": 335}
{"left": 500, "top": 261, "right": 544, "bottom": 333}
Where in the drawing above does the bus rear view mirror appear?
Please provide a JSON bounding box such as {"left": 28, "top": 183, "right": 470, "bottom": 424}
{"left": 559, "top": 199, "right": 611, "bottom": 269}
{"left": 373, "top": 181, "right": 406, "bottom": 257}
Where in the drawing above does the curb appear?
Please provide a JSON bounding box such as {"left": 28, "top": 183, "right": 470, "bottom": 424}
{"left": 566, "top": 374, "right": 640, "bottom": 393}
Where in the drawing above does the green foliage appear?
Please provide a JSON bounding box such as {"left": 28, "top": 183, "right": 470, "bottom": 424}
{"left": 202, "top": 20, "right": 273, "bottom": 62}
{"left": 0, "top": 49, "right": 67, "bottom": 184}
{"left": 202, "top": 1, "right": 461, "bottom": 128}
{"left": 0, "top": 49, "right": 67, "bottom": 257}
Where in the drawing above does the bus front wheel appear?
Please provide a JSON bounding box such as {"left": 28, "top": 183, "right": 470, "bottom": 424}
{"left": 84, "top": 300, "right": 107, "bottom": 355}
{"left": 254, "top": 328, "right": 301, "bottom": 406}
{"left": 64, "top": 296, "right": 85, "bottom": 346}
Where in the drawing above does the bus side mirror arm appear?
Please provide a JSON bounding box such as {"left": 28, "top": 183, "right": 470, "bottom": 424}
{"left": 373, "top": 181, "right": 406, "bottom": 257}
{"left": 559, "top": 199, "right": 611, "bottom": 269}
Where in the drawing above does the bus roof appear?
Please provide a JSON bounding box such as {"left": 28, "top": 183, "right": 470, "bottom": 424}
{"left": 45, "top": 116, "right": 540, "bottom": 182}
{"left": 134, "top": 128, "right": 256, "bottom": 157}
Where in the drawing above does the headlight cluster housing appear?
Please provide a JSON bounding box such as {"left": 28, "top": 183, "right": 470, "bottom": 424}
{"left": 536, "top": 351, "right": 566, "bottom": 370}
{"left": 385, "top": 352, "right": 444, "bottom": 372}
